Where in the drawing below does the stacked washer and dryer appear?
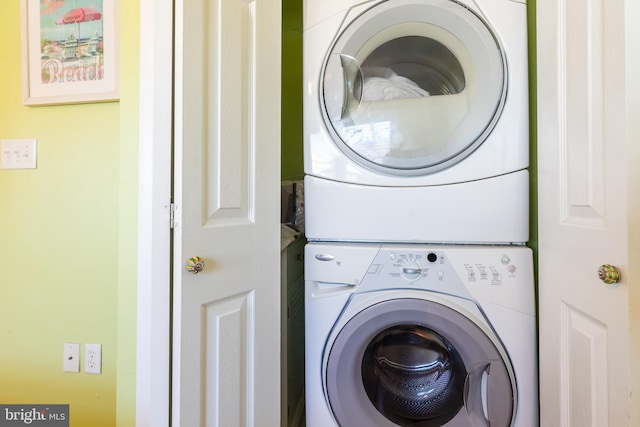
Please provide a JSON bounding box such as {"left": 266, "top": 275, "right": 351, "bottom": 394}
{"left": 302, "top": 0, "right": 537, "bottom": 426}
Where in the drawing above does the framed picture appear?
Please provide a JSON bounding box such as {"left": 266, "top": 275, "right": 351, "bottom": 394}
{"left": 21, "top": 0, "right": 119, "bottom": 106}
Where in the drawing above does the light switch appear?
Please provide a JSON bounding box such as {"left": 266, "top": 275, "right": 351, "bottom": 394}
{"left": 1, "top": 139, "right": 37, "bottom": 169}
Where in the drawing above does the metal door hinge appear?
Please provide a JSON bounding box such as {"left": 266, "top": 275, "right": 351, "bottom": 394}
{"left": 169, "top": 203, "right": 177, "bottom": 229}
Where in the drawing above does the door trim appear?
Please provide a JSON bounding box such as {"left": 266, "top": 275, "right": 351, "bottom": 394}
{"left": 136, "top": 1, "right": 173, "bottom": 426}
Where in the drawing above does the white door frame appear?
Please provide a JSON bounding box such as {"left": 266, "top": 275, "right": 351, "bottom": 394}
{"left": 136, "top": 1, "right": 173, "bottom": 426}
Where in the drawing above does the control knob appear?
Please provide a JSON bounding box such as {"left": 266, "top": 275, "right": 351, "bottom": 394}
{"left": 402, "top": 261, "right": 423, "bottom": 280}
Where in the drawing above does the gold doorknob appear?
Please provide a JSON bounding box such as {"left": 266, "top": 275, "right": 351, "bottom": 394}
{"left": 186, "top": 256, "right": 205, "bottom": 274}
{"left": 598, "top": 264, "right": 620, "bottom": 284}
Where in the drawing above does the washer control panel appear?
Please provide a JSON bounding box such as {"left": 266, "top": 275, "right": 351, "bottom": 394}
{"left": 306, "top": 243, "right": 535, "bottom": 319}
{"left": 388, "top": 251, "right": 442, "bottom": 281}
{"left": 377, "top": 248, "right": 524, "bottom": 285}
{"left": 369, "top": 248, "right": 469, "bottom": 302}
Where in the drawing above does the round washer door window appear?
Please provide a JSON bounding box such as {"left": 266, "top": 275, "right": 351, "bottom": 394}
{"left": 321, "top": 0, "right": 506, "bottom": 175}
{"left": 361, "top": 325, "right": 467, "bottom": 425}
{"left": 324, "top": 298, "right": 515, "bottom": 426}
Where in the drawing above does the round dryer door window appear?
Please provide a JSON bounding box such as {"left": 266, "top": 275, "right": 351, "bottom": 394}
{"left": 321, "top": 0, "right": 506, "bottom": 175}
{"left": 324, "top": 298, "right": 516, "bottom": 426}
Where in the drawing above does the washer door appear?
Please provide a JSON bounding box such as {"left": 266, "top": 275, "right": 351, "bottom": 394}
{"left": 321, "top": 0, "right": 506, "bottom": 175}
{"left": 324, "top": 298, "right": 515, "bottom": 426}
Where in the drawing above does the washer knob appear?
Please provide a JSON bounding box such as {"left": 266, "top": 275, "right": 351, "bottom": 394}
{"left": 402, "top": 262, "right": 422, "bottom": 280}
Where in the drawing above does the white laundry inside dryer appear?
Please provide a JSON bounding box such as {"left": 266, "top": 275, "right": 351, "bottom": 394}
{"left": 362, "top": 67, "right": 431, "bottom": 101}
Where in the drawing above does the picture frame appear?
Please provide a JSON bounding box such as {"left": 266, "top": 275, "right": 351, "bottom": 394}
{"left": 21, "top": 0, "right": 119, "bottom": 106}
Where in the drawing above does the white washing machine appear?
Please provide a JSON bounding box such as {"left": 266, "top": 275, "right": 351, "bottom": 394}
{"left": 305, "top": 242, "right": 538, "bottom": 426}
{"left": 303, "top": 0, "right": 529, "bottom": 244}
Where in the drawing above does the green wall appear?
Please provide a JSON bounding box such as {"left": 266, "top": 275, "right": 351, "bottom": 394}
{"left": 281, "top": 0, "right": 304, "bottom": 181}
{"left": 0, "top": 3, "right": 138, "bottom": 427}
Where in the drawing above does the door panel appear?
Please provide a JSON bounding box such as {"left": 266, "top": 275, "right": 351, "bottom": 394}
{"left": 204, "top": 293, "right": 252, "bottom": 426}
{"left": 537, "top": 0, "right": 632, "bottom": 425}
{"left": 205, "top": 0, "right": 252, "bottom": 223}
{"left": 173, "top": 0, "right": 281, "bottom": 425}
{"left": 560, "top": 304, "right": 608, "bottom": 426}
{"left": 204, "top": 0, "right": 252, "bottom": 223}
{"left": 562, "top": 0, "right": 605, "bottom": 223}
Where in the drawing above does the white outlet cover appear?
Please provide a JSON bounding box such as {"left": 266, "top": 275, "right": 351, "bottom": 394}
{"left": 63, "top": 343, "right": 80, "bottom": 373}
{"left": 85, "top": 343, "right": 102, "bottom": 374}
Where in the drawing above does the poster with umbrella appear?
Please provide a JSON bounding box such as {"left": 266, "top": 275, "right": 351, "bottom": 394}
{"left": 21, "top": 0, "right": 119, "bottom": 105}
{"left": 55, "top": 7, "right": 103, "bottom": 59}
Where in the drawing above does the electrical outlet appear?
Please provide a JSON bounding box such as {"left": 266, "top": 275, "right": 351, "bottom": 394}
{"left": 0, "top": 139, "right": 36, "bottom": 169}
{"left": 63, "top": 343, "right": 80, "bottom": 373}
{"left": 85, "top": 343, "right": 102, "bottom": 374}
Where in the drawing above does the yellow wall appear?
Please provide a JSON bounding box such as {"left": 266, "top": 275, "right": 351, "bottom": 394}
{"left": 0, "top": 2, "right": 138, "bottom": 426}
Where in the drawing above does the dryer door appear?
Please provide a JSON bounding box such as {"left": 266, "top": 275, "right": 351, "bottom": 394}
{"left": 321, "top": 0, "right": 506, "bottom": 175}
{"left": 324, "top": 298, "right": 515, "bottom": 426}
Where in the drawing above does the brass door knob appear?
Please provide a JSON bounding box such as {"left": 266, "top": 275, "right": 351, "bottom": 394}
{"left": 598, "top": 264, "right": 621, "bottom": 284}
{"left": 186, "top": 256, "right": 205, "bottom": 274}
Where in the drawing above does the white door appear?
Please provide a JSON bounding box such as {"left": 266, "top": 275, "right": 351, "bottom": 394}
{"left": 172, "top": 0, "right": 282, "bottom": 425}
{"left": 537, "top": 0, "right": 640, "bottom": 425}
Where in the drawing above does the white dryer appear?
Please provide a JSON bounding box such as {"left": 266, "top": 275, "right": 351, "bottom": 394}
{"left": 305, "top": 242, "right": 538, "bottom": 426}
{"left": 303, "top": 0, "right": 529, "bottom": 244}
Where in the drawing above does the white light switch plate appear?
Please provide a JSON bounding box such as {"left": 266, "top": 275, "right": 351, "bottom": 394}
{"left": 1, "top": 139, "right": 37, "bottom": 169}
